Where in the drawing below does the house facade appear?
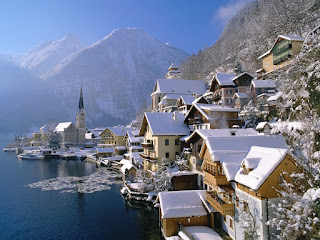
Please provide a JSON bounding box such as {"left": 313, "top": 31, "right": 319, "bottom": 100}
{"left": 257, "top": 35, "right": 304, "bottom": 79}
{"left": 55, "top": 122, "right": 77, "bottom": 148}
{"left": 184, "top": 103, "right": 242, "bottom": 131}
{"left": 100, "top": 126, "right": 132, "bottom": 147}
{"left": 139, "top": 112, "right": 190, "bottom": 172}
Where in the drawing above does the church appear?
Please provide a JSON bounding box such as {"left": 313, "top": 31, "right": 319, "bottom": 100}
{"left": 54, "top": 85, "right": 87, "bottom": 148}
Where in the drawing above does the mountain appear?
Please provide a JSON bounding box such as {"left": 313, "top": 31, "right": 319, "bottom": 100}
{"left": 0, "top": 28, "right": 189, "bottom": 133}
{"left": 42, "top": 28, "right": 189, "bottom": 127}
{"left": 181, "top": 0, "right": 320, "bottom": 80}
{"left": 15, "top": 34, "right": 87, "bottom": 76}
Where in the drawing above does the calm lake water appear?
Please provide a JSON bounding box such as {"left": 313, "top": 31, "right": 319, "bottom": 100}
{"left": 0, "top": 137, "right": 161, "bottom": 240}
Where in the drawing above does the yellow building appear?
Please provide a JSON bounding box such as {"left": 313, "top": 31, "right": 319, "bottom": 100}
{"left": 99, "top": 126, "right": 132, "bottom": 147}
{"left": 139, "top": 112, "right": 190, "bottom": 172}
{"left": 257, "top": 35, "right": 304, "bottom": 78}
{"left": 30, "top": 132, "right": 43, "bottom": 146}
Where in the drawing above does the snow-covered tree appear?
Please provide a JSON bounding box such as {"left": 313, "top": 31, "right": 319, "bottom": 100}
{"left": 47, "top": 132, "right": 61, "bottom": 150}
{"left": 241, "top": 100, "right": 262, "bottom": 128}
{"left": 154, "top": 157, "right": 172, "bottom": 192}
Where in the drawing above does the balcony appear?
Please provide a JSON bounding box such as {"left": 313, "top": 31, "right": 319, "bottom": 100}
{"left": 206, "top": 191, "right": 234, "bottom": 216}
{"left": 139, "top": 153, "right": 158, "bottom": 162}
{"left": 204, "top": 171, "right": 229, "bottom": 187}
{"left": 142, "top": 142, "right": 154, "bottom": 149}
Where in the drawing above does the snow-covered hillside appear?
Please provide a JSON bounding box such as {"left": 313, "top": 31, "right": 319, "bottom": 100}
{"left": 15, "top": 34, "right": 87, "bottom": 76}
{"left": 43, "top": 28, "right": 189, "bottom": 126}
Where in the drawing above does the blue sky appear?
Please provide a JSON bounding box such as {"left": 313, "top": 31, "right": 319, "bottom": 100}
{"left": 0, "top": 0, "right": 251, "bottom": 55}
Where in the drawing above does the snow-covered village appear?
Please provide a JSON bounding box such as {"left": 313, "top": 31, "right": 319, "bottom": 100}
{"left": 1, "top": 1, "right": 320, "bottom": 240}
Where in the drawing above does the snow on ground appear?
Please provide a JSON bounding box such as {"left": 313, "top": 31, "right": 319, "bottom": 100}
{"left": 26, "top": 168, "right": 122, "bottom": 193}
{"left": 181, "top": 226, "right": 223, "bottom": 240}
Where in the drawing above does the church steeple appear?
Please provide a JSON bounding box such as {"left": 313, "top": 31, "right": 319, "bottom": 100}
{"left": 78, "top": 84, "right": 84, "bottom": 111}
{"left": 76, "top": 84, "right": 86, "bottom": 129}
{"left": 165, "top": 61, "right": 182, "bottom": 79}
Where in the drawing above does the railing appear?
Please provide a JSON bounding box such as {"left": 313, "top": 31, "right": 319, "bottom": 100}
{"left": 206, "top": 191, "right": 234, "bottom": 216}
{"left": 139, "top": 153, "right": 158, "bottom": 161}
{"left": 204, "top": 171, "right": 229, "bottom": 186}
{"left": 141, "top": 142, "right": 153, "bottom": 149}
{"left": 177, "top": 223, "right": 196, "bottom": 240}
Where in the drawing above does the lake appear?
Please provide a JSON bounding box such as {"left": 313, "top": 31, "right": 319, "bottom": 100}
{"left": 0, "top": 137, "right": 162, "bottom": 240}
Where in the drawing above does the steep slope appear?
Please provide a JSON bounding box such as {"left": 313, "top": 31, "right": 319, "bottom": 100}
{"left": 15, "top": 34, "right": 87, "bottom": 76}
{"left": 181, "top": 0, "right": 320, "bottom": 79}
{"left": 43, "top": 28, "right": 189, "bottom": 126}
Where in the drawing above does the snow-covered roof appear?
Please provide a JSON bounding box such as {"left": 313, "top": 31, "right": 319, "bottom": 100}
{"left": 232, "top": 72, "right": 253, "bottom": 81}
{"left": 256, "top": 122, "right": 272, "bottom": 130}
{"left": 258, "top": 49, "right": 272, "bottom": 60}
{"left": 151, "top": 78, "right": 207, "bottom": 96}
{"left": 158, "top": 190, "right": 208, "bottom": 219}
{"left": 107, "top": 126, "right": 133, "bottom": 136}
{"left": 235, "top": 146, "right": 289, "bottom": 190}
{"left": 187, "top": 103, "right": 239, "bottom": 121}
{"left": 233, "top": 92, "right": 248, "bottom": 99}
{"left": 267, "top": 91, "right": 282, "bottom": 102}
{"left": 179, "top": 94, "right": 197, "bottom": 105}
{"left": 55, "top": 122, "right": 73, "bottom": 132}
{"left": 181, "top": 226, "right": 223, "bottom": 240}
{"left": 203, "top": 135, "right": 288, "bottom": 181}
{"left": 162, "top": 94, "right": 183, "bottom": 100}
{"left": 120, "top": 161, "right": 137, "bottom": 174}
{"left": 116, "top": 146, "right": 126, "bottom": 151}
{"left": 40, "top": 123, "right": 57, "bottom": 134}
{"left": 96, "top": 148, "right": 114, "bottom": 153}
{"left": 185, "top": 128, "right": 258, "bottom": 142}
{"left": 278, "top": 35, "right": 305, "bottom": 41}
{"left": 215, "top": 73, "right": 236, "bottom": 86}
{"left": 141, "top": 112, "right": 190, "bottom": 136}
{"left": 251, "top": 80, "right": 276, "bottom": 89}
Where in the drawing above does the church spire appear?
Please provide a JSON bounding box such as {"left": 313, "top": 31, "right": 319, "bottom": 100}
{"left": 78, "top": 84, "right": 84, "bottom": 111}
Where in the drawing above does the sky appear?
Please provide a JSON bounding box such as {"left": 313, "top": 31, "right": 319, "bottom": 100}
{"left": 0, "top": 0, "right": 251, "bottom": 55}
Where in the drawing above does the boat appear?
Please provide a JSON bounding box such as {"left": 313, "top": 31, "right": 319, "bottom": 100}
{"left": 18, "top": 152, "right": 45, "bottom": 160}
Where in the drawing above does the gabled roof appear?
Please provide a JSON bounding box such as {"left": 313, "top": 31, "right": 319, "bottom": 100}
{"left": 140, "top": 112, "right": 190, "bottom": 136}
{"left": 201, "top": 135, "right": 288, "bottom": 181}
{"left": 251, "top": 80, "right": 277, "bottom": 89}
{"left": 151, "top": 78, "right": 207, "bottom": 96}
{"left": 256, "top": 122, "right": 272, "bottom": 130}
{"left": 214, "top": 73, "right": 236, "bottom": 86}
{"left": 55, "top": 122, "right": 74, "bottom": 132}
{"left": 232, "top": 72, "right": 253, "bottom": 82}
{"left": 179, "top": 94, "right": 197, "bottom": 105}
{"left": 106, "top": 126, "right": 133, "bottom": 136}
{"left": 158, "top": 190, "right": 208, "bottom": 219}
{"left": 235, "top": 146, "right": 289, "bottom": 190}
{"left": 233, "top": 93, "right": 248, "bottom": 99}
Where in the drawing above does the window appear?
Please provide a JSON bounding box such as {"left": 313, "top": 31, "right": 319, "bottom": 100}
{"left": 226, "top": 98, "right": 233, "bottom": 104}
{"left": 226, "top": 89, "right": 233, "bottom": 95}
{"left": 165, "top": 152, "right": 169, "bottom": 158}
{"left": 175, "top": 139, "right": 179, "bottom": 145}
{"left": 235, "top": 196, "right": 239, "bottom": 208}
{"left": 175, "top": 152, "right": 179, "bottom": 157}
{"left": 165, "top": 139, "right": 169, "bottom": 146}
{"left": 279, "top": 175, "right": 284, "bottom": 184}
{"left": 230, "top": 218, "right": 233, "bottom": 229}
{"left": 243, "top": 200, "right": 248, "bottom": 212}
{"left": 224, "top": 215, "right": 227, "bottom": 223}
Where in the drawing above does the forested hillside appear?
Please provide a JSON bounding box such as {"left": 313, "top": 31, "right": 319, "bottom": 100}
{"left": 181, "top": 0, "right": 320, "bottom": 80}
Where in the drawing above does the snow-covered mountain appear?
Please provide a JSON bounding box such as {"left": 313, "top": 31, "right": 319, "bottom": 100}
{"left": 15, "top": 34, "right": 87, "bottom": 76}
{"left": 43, "top": 28, "right": 189, "bottom": 127}
{"left": 0, "top": 28, "right": 189, "bottom": 133}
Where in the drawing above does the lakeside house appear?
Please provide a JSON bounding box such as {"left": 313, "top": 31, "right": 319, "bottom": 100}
{"left": 99, "top": 126, "right": 133, "bottom": 147}
{"left": 139, "top": 112, "right": 190, "bottom": 172}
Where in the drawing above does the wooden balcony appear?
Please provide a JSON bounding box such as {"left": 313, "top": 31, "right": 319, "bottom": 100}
{"left": 204, "top": 171, "right": 229, "bottom": 187}
{"left": 139, "top": 153, "right": 158, "bottom": 162}
{"left": 206, "top": 191, "right": 234, "bottom": 216}
{"left": 141, "top": 142, "right": 154, "bottom": 149}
